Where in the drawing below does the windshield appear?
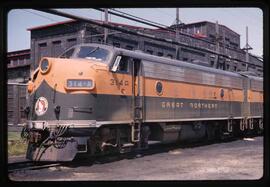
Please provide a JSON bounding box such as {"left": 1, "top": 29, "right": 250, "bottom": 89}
{"left": 77, "top": 46, "right": 110, "bottom": 62}
{"left": 59, "top": 48, "right": 75, "bottom": 58}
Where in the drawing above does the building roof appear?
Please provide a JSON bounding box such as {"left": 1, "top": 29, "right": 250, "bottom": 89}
{"left": 7, "top": 49, "right": 31, "bottom": 69}
{"left": 27, "top": 19, "right": 77, "bottom": 31}
{"left": 7, "top": 49, "right": 31, "bottom": 58}
{"left": 27, "top": 19, "right": 154, "bottom": 31}
{"left": 27, "top": 19, "right": 240, "bottom": 43}
{"left": 181, "top": 21, "right": 240, "bottom": 36}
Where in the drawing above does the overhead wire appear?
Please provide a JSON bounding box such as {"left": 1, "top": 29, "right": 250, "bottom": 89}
{"left": 95, "top": 8, "right": 265, "bottom": 67}
{"left": 26, "top": 7, "right": 257, "bottom": 60}
{"left": 94, "top": 8, "right": 254, "bottom": 53}
{"left": 111, "top": 9, "right": 263, "bottom": 61}
{"left": 22, "top": 9, "right": 61, "bottom": 22}
{"left": 22, "top": 9, "right": 75, "bottom": 30}
{"left": 111, "top": 8, "right": 170, "bottom": 28}
{"left": 35, "top": 9, "right": 262, "bottom": 68}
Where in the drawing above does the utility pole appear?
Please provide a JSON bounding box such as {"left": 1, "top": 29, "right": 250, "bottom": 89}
{"left": 243, "top": 26, "right": 253, "bottom": 71}
{"left": 175, "top": 8, "right": 180, "bottom": 60}
{"left": 214, "top": 21, "right": 220, "bottom": 69}
{"left": 104, "top": 8, "right": 108, "bottom": 44}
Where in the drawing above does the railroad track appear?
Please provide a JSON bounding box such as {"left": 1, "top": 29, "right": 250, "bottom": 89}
{"left": 8, "top": 135, "right": 259, "bottom": 173}
{"left": 7, "top": 140, "right": 205, "bottom": 173}
{"left": 8, "top": 161, "right": 62, "bottom": 173}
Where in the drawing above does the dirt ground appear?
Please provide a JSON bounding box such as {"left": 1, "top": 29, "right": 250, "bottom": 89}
{"left": 9, "top": 136, "right": 263, "bottom": 181}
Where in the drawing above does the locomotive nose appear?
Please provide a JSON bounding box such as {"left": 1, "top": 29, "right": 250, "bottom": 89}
{"left": 28, "top": 57, "right": 99, "bottom": 122}
{"left": 32, "top": 57, "right": 98, "bottom": 93}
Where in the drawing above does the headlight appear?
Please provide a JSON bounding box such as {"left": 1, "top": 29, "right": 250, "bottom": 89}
{"left": 40, "top": 58, "right": 51, "bottom": 74}
{"left": 65, "top": 79, "right": 95, "bottom": 90}
{"left": 33, "top": 121, "right": 45, "bottom": 130}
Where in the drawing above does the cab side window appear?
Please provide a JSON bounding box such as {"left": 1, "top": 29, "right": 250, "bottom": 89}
{"left": 117, "top": 56, "right": 130, "bottom": 73}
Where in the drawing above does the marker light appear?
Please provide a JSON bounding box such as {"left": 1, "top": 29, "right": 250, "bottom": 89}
{"left": 27, "top": 81, "right": 34, "bottom": 93}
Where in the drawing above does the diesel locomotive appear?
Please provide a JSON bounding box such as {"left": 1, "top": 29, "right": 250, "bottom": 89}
{"left": 21, "top": 43, "right": 263, "bottom": 161}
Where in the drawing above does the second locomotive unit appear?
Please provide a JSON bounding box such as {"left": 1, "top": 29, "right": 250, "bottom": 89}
{"left": 22, "top": 43, "right": 263, "bottom": 161}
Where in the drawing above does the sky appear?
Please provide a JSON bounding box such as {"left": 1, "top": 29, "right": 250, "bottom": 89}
{"left": 7, "top": 8, "right": 263, "bottom": 57}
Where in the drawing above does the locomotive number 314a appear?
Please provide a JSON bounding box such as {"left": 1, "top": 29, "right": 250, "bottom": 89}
{"left": 110, "top": 79, "right": 129, "bottom": 86}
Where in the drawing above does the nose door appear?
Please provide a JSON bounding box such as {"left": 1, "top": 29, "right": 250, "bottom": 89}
{"left": 111, "top": 55, "right": 144, "bottom": 124}
{"left": 111, "top": 55, "right": 144, "bottom": 142}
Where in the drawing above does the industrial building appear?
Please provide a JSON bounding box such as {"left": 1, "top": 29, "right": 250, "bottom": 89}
{"left": 7, "top": 18, "right": 263, "bottom": 84}
{"left": 27, "top": 19, "right": 263, "bottom": 76}
{"left": 7, "top": 49, "right": 31, "bottom": 83}
{"left": 7, "top": 50, "right": 30, "bottom": 125}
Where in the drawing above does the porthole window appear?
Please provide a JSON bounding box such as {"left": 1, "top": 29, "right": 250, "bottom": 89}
{"left": 40, "top": 58, "right": 51, "bottom": 74}
{"left": 220, "top": 89, "right": 224, "bottom": 98}
{"left": 156, "top": 81, "right": 163, "bottom": 95}
{"left": 40, "top": 59, "right": 49, "bottom": 72}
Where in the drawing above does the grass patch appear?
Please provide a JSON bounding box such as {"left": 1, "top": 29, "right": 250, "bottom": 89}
{"left": 8, "top": 132, "right": 28, "bottom": 156}
{"left": 8, "top": 132, "right": 22, "bottom": 141}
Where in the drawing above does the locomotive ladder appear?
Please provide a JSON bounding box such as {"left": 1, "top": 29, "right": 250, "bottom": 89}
{"left": 131, "top": 121, "right": 141, "bottom": 142}
{"left": 131, "top": 96, "right": 143, "bottom": 142}
{"left": 131, "top": 60, "right": 143, "bottom": 143}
